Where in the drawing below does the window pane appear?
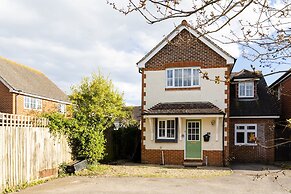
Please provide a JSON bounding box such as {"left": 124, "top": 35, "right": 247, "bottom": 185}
{"left": 183, "top": 69, "right": 191, "bottom": 86}
{"left": 167, "top": 128, "right": 175, "bottom": 138}
{"left": 159, "top": 121, "right": 165, "bottom": 128}
{"left": 188, "top": 128, "right": 192, "bottom": 135}
{"left": 247, "top": 132, "right": 256, "bottom": 144}
{"left": 158, "top": 121, "right": 166, "bottom": 138}
{"left": 159, "top": 129, "right": 165, "bottom": 137}
{"left": 174, "top": 69, "right": 182, "bottom": 87}
{"left": 37, "top": 99, "right": 42, "bottom": 110}
{"left": 188, "top": 135, "right": 192, "bottom": 140}
{"left": 24, "top": 97, "right": 30, "bottom": 109}
{"left": 245, "top": 82, "right": 254, "bottom": 96}
{"left": 167, "top": 70, "right": 173, "bottom": 87}
{"left": 166, "top": 120, "right": 175, "bottom": 138}
{"left": 31, "top": 98, "right": 37, "bottom": 109}
{"left": 247, "top": 125, "right": 256, "bottom": 130}
{"left": 237, "top": 125, "right": 245, "bottom": 130}
{"left": 193, "top": 69, "right": 199, "bottom": 85}
{"left": 239, "top": 83, "right": 245, "bottom": 96}
{"left": 236, "top": 132, "right": 245, "bottom": 143}
{"left": 59, "top": 104, "right": 66, "bottom": 113}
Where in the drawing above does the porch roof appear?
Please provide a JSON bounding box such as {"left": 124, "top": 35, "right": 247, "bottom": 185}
{"left": 144, "top": 102, "right": 224, "bottom": 115}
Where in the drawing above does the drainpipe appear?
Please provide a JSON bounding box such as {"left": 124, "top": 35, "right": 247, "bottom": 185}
{"left": 14, "top": 90, "right": 22, "bottom": 115}
{"left": 160, "top": 147, "right": 165, "bottom": 165}
{"left": 222, "top": 113, "right": 226, "bottom": 166}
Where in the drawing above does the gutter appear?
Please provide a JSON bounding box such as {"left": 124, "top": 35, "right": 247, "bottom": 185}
{"left": 12, "top": 90, "right": 71, "bottom": 105}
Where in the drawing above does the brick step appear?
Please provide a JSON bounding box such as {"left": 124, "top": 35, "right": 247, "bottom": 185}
{"left": 183, "top": 160, "right": 203, "bottom": 167}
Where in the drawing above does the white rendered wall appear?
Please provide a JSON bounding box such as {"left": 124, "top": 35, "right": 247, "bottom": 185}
{"left": 144, "top": 68, "right": 227, "bottom": 111}
{"left": 144, "top": 117, "right": 223, "bottom": 151}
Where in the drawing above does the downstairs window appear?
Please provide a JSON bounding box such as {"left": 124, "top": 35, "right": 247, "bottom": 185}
{"left": 235, "top": 124, "right": 257, "bottom": 145}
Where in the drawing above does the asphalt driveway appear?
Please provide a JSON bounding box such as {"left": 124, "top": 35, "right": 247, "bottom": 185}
{"left": 15, "top": 164, "right": 291, "bottom": 194}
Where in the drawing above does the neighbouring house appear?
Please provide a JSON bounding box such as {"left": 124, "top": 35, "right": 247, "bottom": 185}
{"left": 229, "top": 69, "right": 280, "bottom": 163}
{"left": 269, "top": 69, "right": 291, "bottom": 161}
{"left": 137, "top": 20, "right": 236, "bottom": 166}
{"left": 0, "top": 57, "right": 70, "bottom": 115}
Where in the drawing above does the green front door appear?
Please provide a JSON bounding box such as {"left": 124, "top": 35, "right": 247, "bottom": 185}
{"left": 186, "top": 120, "right": 202, "bottom": 159}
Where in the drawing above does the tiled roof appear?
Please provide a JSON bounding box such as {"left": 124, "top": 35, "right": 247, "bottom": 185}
{"left": 0, "top": 57, "right": 70, "bottom": 103}
{"left": 137, "top": 20, "right": 235, "bottom": 67}
{"left": 230, "top": 74, "right": 280, "bottom": 116}
{"left": 269, "top": 69, "right": 291, "bottom": 88}
{"left": 231, "top": 69, "right": 262, "bottom": 80}
{"left": 144, "top": 102, "right": 224, "bottom": 115}
{"left": 132, "top": 106, "right": 141, "bottom": 122}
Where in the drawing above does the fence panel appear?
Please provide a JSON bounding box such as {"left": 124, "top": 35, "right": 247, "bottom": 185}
{"left": 0, "top": 113, "right": 71, "bottom": 192}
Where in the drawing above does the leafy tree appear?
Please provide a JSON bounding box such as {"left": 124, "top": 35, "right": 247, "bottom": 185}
{"left": 46, "top": 73, "right": 125, "bottom": 163}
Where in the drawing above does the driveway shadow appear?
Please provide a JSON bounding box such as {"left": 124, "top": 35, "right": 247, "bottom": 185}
{"left": 230, "top": 163, "right": 281, "bottom": 174}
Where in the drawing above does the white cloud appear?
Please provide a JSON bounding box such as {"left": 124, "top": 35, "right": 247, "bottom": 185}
{"left": 0, "top": 0, "right": 286, "bottom": 105}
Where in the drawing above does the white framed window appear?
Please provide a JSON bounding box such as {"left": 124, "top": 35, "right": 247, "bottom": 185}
{"left": 235, "top": 124, "right": 257, "bottom": 145}
{"left": 238, "top": 82, "right": 254, "bottom": 98}
{"left": 158, "top": 119, "right": 175, "bottom": 139}
{"left": 166, "top": 68, "right": 200, "bottom": 88}
{"left": 24, "top": 96, "right": 42, "bottom": 110}
{"left": 59, "top": 104, "right": 66, "bottom": 114}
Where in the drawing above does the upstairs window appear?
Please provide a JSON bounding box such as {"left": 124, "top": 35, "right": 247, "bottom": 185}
{"left": 24, "top": 96, "right": 42, "bottom": 110}
{"left": 238, "top": 82, "right": 254, "bottom": 98}
{"left": 59, "top": 104, "right": 66, "bottom": 114}
{"left": 166, "top": 68, "right": 200, "bottom": 88}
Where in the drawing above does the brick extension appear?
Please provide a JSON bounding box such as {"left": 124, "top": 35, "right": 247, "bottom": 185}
{"left": 229, "top": 118, "right": 275, "bottom": 163}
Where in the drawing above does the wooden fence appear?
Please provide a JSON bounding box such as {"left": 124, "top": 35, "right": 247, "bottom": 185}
{"left": 0, "top": 113, "right": 71, "bottom": 192}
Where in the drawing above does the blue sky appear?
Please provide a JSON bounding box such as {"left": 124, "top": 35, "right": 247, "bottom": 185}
{"left": 0, "top": 0, "right": 289, "bottom": 105}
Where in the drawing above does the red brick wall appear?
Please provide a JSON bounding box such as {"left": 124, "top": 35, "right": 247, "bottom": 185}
{"left": 145, "top": 29, "right": 227, "bottom": 69}
{"left": 0, "top": 82, "right": 14, "bottom": 113}
{"left": 141, "top": 149, "right": 224, "bottom": 166}
{"left": 229, "top": 118, "right": 275, "bottom": 163}
{"left": 15, "top": 94, "right": 61, "bottom": 116}
{"left": 281, "top": 77, "right": 291, "bottom": 119}
{"left": 141, "top": 147, "right": 184, "bottom": 165}
{"left": 203, "top": 150, "right": 223, "bottom": 166}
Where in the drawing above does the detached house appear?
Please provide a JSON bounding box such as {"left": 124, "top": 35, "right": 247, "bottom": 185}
{"left": 137, "top": 20, "right": 235, "bottom": 166}
{"left": 137, "top": 20, "right": 282, "bottom": 166}
{"left": 0, "top": 57, "right": 70, "bottom": 115}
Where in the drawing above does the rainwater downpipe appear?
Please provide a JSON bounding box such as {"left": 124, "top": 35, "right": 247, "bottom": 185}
{"left": 222, "top": 113, "right": 226, "bottom": 167}
{"left": 14, "top": 90, "right": 22, "bottom": 114}
{"left": 160, "top": 147, "right": 165, "bottom": 165}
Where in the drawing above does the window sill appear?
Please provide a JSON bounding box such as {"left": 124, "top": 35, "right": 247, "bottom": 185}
{"left": 235, "top": 143, "right": 257, "bottom": 146}
{"left": 165, "top": 87, "right": 201, "bottom": 91}
{"left": 155, "top": 139, "right": 178, "bottom": 143}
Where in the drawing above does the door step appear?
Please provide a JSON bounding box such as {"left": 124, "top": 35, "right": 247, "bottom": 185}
{"left": 183, "top": 160, "right": 203, "bottom": 167}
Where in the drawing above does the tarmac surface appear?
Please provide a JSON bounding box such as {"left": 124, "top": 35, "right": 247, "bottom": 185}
{"left": 15, "top": 164, "right": 291, "bottom": 194}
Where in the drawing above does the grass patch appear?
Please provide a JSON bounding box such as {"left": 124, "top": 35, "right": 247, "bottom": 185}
{"left": 76, "top": 164, "right": 233, "bottom": 179}
{"left": 2, "top": 179, "right": 49, "bottom": 194}
{"left": 76, "top": 164, "right": 111, "bottom": 176}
